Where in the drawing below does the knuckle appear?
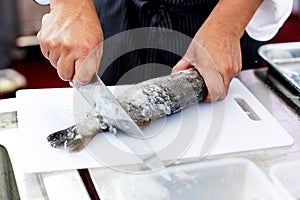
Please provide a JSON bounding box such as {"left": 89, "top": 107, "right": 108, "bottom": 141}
{"left": 58, "top": 73, "right": 72, "bottom": 81}
{"left": 36, "top": 31, "right": 42, "bottom": 41}
{"left": 232, "top": 65, "right": 241, "bottom": 77}
{"left": 81, "top": 44, "right": 92, "bottom": 56}
{"left": 57, "top": 67, "right": 72, "bottom": 81}
{"left": 83, "top": 38, "right": 99, "bottom": 52}
{"left": 48, "top": 40, "right": 59, "bottom": 49}
{"left": 60, "top": 38, "right": 73, "bottom": 52}
{"left": 217, "top": 87, "right": 226, "bottom": 99}
{"left": 50, "top": 60, "right": 57, "bottom": 68}
{"left": 76, "top": 76, "right": 91, "bottom": 85}
{"left": 62, "top": 43, "right": 72, "bottom": 54}
{"left": 235, "top": 67, "right": 241, "bottom": 75}
{"left": 224, "top": 63, "right": 232, "bottom": 73}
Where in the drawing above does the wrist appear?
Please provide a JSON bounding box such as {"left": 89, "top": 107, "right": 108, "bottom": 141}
{"left": 205, "top": 0, "right": 263, "bottom": 39}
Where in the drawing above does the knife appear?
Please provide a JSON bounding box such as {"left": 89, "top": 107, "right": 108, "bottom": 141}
{"left": 75, "top": 74, "right": 165, "bottom": 170}
{"left": 0, "top": 111, "right": 17, "bottom": 130}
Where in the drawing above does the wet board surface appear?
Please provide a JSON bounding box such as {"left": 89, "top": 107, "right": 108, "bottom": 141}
{"left": 16, "top": 78, "right": 294, "bottom": 173}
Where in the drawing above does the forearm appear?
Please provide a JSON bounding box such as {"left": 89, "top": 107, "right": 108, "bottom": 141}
{"left": 48, "top": 0, "right": 101, "bottom": 35}
{"left": 203, "top": 0, "right": 264, "bottom": 38}
{"left": 50, "top": 0, "right": 96, "bottom": 13}
{"left": 50, "top": 0, "right": 95, "bottom": 6}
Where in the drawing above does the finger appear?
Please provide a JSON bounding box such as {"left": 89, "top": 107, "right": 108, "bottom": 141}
{"left": 72, "top": 57, "right": 98, "bottom": 86}
{"left": 37, "top": 29, "right": 49, "bottom": 59}
{"left": 72, "top": 46, "right": 102, "bottom": 86}
{"left": 174, "top": 57, "right": 226, "bottom": 102}
{"left": 183, "top": 43, "right": 227, "bottom": 101}
{"left": 216, "top": 62, "right": 241, "bottom": 96}
{"left": 38, "top": 42, "right": 50, "bottom": 60}
{"left": 220, "top": 71, "right": 232, "bottom": 96}
{"left": 56, "top": 54, "right": 75, "bottom": 81}
{"left": 194, "top": 66, "right": 226, "bottom": 102}
{"left": 48, "top": 49, "right": 60, "bottom": 68}
{"left": 37, "top": 14, "right": 50, "bottom": 60}
{"left": 41, "top": 13, "right": 49, "bottom": 25}
{"left": 172, "top": 59, "right": 192, "bottom": 73}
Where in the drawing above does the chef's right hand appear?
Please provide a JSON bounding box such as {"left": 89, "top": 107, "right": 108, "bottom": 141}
{"left": 37, "top": 0, "right": 103, "bottom": 86}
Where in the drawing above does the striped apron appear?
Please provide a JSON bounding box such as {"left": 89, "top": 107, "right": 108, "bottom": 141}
{"left": 94, "top": 0, "right": 263, "bottom": 85}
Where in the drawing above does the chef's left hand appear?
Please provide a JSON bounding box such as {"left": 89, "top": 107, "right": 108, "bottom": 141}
{"left": 173, "top": 0, "right": 264, "bottom": 102}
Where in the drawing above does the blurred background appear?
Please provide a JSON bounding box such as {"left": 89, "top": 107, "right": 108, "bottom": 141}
{"left": 0, "top": 0, "right": 300, "bottom": 99}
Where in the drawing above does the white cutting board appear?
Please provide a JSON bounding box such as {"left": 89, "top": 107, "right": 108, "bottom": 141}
{"left": 16, "top": 78, "right": 294, "bottom": 173}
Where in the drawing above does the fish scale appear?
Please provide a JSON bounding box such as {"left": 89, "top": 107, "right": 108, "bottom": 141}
{"left": 47, "top": 68, "right": 207, "bottom": 153}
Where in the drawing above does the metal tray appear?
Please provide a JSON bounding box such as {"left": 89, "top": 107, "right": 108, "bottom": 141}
{"left": 258, "top": 42, "right": 300, "bottom": 95}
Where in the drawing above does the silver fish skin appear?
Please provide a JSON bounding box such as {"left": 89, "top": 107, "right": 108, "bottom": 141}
{"left": 47, "top": 68, "right": 207, "bottom": 152}
{"left": 117, "top": 68, "right": 207, "bottom": 127}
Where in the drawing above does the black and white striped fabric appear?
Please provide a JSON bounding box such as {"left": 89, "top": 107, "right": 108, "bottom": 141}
{"left": 94, "top": 0, "right": 263, "bottom": 85}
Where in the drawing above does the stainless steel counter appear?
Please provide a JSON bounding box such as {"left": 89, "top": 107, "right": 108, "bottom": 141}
{"left": 236, "top": 68, "right": 300, "bottom": 172}
{"left": 89, "top": 68, "right": 300, "bottom": 199}
{"left": 0, "top": 104, "right": 91, "bottom": 199}
{"left": 0, "top": 68, "right": 299, "bottom": 199}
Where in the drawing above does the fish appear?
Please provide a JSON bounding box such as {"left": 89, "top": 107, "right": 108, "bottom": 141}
{"left": 46, "top": 68, "right": 208, "bottom": 152}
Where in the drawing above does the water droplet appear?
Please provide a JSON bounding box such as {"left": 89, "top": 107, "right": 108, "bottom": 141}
{"left": 164, "top": 106, "right": 171, "bottom": 115}
{"left": 103, "top": 117, "right": 109, "bottom": 123}
{"left": 66, "top": 131, "right": 74, "bottom": 139}
{"left": 112, "top": 127, "right": 117, "bottom": 135}
{"left": 100, "top": 122, "right": 108, "bottom": 130}
{"left": 109, "top": 126, "right": 118, "bottom": 135}
{"left": 141, "top": 108, "right": 150, "bottom": 117}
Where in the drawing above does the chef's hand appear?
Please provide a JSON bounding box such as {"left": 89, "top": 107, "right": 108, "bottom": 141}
{"left": 172, "top": 24, "right": 242, "bottom": 102}
{"left": 173, "top": 0, "right": 263, "bottom": 102}
{"left": 37, "top": 0, "right": 103, "bottom": 86}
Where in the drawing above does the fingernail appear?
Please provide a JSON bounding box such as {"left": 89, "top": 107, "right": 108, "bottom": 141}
{"left": 69, "top": 81, "right": 74, "bottom": 87}
{"left": 69, "top": 80, "right": 84, "bottom": 88}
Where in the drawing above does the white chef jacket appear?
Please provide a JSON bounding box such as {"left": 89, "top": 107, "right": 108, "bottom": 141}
{"left": 246, "top": 0, "right": 293, "bottom": 41}
{"left": 36, "top": 0, "right": 293, "bottom": 41}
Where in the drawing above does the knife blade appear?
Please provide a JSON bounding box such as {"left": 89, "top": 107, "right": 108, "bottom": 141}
{"left": 75, "top": 74, "right": 165, "bottom": 170}
{"left": 0, "top": 111, "right": 17, "bottom": 130}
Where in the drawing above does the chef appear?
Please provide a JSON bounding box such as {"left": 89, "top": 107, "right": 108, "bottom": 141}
{"left": 35, "top": 0, "right": 292, "bottom": 102}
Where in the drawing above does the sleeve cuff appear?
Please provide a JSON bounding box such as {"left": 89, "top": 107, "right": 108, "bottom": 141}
{"left": 245, "top": 0, "right": 293, "bottom": 41}
{"left": 33, "top": 0, "right": 50, "bottom": 6}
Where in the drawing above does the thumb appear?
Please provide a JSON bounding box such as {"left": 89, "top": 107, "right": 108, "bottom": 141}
{"left": 172, "top": 59, "right": 192, "bottom": 73}
{"left": 72, "top": 45, "right": 102, "bottom": 87}
{"left": 72, "top": 57, "right": 98, "bottom": 87}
